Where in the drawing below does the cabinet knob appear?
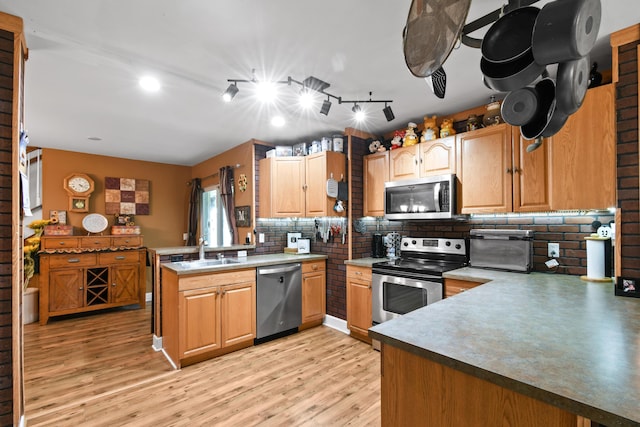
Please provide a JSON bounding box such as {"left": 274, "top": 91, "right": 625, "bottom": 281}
{"left": 79, "top": 286, "right": 83, "bottom": 290}
{"left": 312, "top": 264, "right": 318, "bottom": 270}
{"left": 355, "top": 271, "right": 362, "bottom": 276}
{"left": 506, "top": 168, "right": 512, "bottom": 174}
{"left": 513, "top": 167, "right": 521, "bottom": 174}
{"left": 59, "top": 242, "right": 66, "bottom": 245}
{"left": 111, "top": 283, "right": 117, "bottom": 287}
{"left": 368, "top": 284, "right": 372, "bottom": 289}
{"left": 221, "top": 289, "right": 226, "bottom": 296}
{"left": 115, "top": 256, "right": 126, "bottom": 260}
{"left": 67, "top": 258, "right": 80, "bottom": 263}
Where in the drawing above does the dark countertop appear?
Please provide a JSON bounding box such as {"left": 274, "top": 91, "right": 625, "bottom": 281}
{"left": 369, "top": 270, "right": 640, "bottom": 426}
{"left": 161, "top": 253, "right": 327, "bottom": 275}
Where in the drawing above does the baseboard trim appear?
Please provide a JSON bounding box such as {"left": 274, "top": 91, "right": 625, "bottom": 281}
{"left": 152, "top": 334, "right": 163, "bottom": 352}
{"left": 323, "top": 315, "right": 349, "bottom": 335}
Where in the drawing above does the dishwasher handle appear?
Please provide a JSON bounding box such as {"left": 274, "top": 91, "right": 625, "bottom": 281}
{"left": 258, "top": 263, "right": 301, "bottom": 275}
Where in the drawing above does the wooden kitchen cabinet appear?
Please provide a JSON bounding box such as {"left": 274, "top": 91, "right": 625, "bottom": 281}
{"left": 457, "top": 123, "right": 550, "bottom": 213}
{"left": 300, "top": 260, "right": 326, "bottom": 329}
{"left": 444, "top": 278, "right": 485, "bottom": 298}
{"left": 39, "top": 237, "right": 146, "bottom": 325}
{"left": 363, "top": 151, "right": 389, "bottom": 217}
{"left": 419, "top": 135, "right": 456, "bottom": 177}
{"left": 259, "top": 151, "right": 346, "bottom": 218}
{"left": 346, "top": 265, "right": 372, "bottom": 343}
{"left": 162, "top": 268, "right": 256, "bottom": 368}
{"left": 389, "top": 145, "right": 420, "bottom": 181}
{"left": 548, "top": 84, "right": 616, "bottom": 210}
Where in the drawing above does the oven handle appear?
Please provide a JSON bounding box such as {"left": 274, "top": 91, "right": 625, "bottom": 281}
{"left": 371, "top": 269, "right": 441, "bottom": 282}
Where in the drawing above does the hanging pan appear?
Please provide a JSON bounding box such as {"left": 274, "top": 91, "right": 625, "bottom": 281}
{"left": 555, "top": 55, "right": 590, "bottom": 115}
{"left": 532, "top": 0, "right": 601, "bottom": 65}
{"left": 481, "top": 6, "right": 540, "bottom": 64}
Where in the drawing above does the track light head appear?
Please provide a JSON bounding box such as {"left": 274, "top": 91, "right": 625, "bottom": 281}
{"left": 222, "top": 83, "right": 239, "bottom": 102}
{"left": 352, "top": 104, "right": 365, "bottom": 121}
{"left": 320, "top": 99, "right": 332, "bottom": 116}
{"left": 383, "top": 104, "right": 395, "bottom": 122}
{"left": 352, "top": 104, "right": 361, "bottom": 113}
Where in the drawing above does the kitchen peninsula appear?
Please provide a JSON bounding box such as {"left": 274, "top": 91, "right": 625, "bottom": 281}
{"left": 369, "top": 269, "right": 640, "bottom": 426}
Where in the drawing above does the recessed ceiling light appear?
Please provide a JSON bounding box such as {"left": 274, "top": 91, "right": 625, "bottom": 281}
{"left": 87, "top": 136, "right": 102, "bottom": 141}
{"left": 139, "top": 75, "right": 161, "bottom": 92}
{"left": 271, "top": 116, "right": 285, "bottom": 127}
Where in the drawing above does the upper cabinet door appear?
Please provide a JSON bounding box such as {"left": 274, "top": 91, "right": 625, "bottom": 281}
{"left": 363, "top": 151, "right": 389, "bottom": 217}
{"left": 457, "top": 124, "right": 513, "bottom": 214}
{"left": 513, "top": 133, "right": 551, "bottom": 212}
{"left": 305, "top": 151, "right": 346, "bottom": 217}
{"left": 549, "top": 84, "right": 616, "bottom": 210}
{"left": 419, "top": 135, "right": 456, "bottom": 177}
{"left": 259, "top": 157, "right": 305, "bottom": 218}
{"left": 389, "top": 145, "right": 419, "bottom": 181}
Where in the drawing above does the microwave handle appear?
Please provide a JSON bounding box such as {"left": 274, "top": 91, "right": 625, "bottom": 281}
{"left": 434, "top": 182, "right": 441, "bottom": 212}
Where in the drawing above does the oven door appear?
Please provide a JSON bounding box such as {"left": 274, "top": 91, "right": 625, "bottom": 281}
{"left": 372, "top": 272, "right": 443, "bottom": 324}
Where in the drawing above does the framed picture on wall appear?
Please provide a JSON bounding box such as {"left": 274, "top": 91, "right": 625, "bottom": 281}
{"left": 234, "top": 206, "right": 251, "bottom": 227}
{"left": 615, "top": 277, "right": 640, "bottom": 298}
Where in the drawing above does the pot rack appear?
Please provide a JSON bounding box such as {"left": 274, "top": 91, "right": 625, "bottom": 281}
{"left": 461, "top": 0, "right": 541, "bottom": 48}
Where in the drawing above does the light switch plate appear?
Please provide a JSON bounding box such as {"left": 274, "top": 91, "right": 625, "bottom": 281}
{"left": 259, "top": 233, "right": 265, "bottom": 243}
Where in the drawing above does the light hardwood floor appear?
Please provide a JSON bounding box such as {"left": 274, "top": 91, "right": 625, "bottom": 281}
{"left": 24, "top": 306, "right": 381, "bottom": 426}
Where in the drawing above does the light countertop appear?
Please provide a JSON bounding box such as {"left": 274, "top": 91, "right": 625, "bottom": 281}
{"left": 369, "top": 270, "right": 639, "bottom": 426}
{"left": 344, "top": 257, "right": 388, "bottom": 267}
{"left": 161, "top": 253, "right": 327, "bottom": 275}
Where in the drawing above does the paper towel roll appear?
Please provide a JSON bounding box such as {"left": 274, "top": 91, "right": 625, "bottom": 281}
{"left": 586, "top": 238, "right": 606, "bottom": 279}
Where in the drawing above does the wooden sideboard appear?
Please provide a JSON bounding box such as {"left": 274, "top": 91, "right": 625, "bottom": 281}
{"left": 39, "top": 235, "right": 146, "bottom": 325}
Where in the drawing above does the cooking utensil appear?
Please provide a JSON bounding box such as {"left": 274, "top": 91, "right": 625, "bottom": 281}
{"left": 501, "top": 87, "right": 539, "bottom": 126}
{"left": 520, "top": 78, "right": 569, "bottom": 140}
{"left": 424, "top": 66, "right": 447, "bottom": 99}
{"left": 526, "top": 137, "right": 544, "bottom": 153}
{"left": 481, "top": 6, "right": 540, "bottom": 64}
{"left": 326, "top": 175, "right": 338, "bottom": 198}
{"left": 555, "top": 55, "right": 590, "bottom": 115}
{"left": 532, "top": 0, "right": 601, "bottom": 65}
{"left": 481, "top": 50, "right": 545, "bottom": 92}
{"left": 403, "top": 0, "right": 471, "bottom": 78}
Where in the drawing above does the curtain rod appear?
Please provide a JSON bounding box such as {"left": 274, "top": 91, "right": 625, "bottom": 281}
{"left": 187, "top": 163, "right": 242, "bottom": 185}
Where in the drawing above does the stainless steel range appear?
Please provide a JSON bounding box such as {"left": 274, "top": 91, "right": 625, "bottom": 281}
{"left": 372, "top": 236, "right": 467, "bottom": 324}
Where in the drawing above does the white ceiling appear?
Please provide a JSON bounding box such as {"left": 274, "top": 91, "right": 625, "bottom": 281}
{"left": 1, "top": 1, "right": 638, "bottom": 166}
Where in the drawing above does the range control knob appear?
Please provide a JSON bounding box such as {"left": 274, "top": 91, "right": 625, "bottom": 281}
{"left": 455, "top": 244, "right": 462, "bottom": 250}
{"left": 445, "top": 241, "right": 451, "bottom": 246}
{"left": 403, "top": 241, "right": 409, "bottom": 247}
{"left": 412, "top": 240, "right": 417, "bottom": 245}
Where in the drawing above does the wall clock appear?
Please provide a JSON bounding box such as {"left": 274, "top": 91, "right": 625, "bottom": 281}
{"left": 63, "top": 173, "right": 95, "bottom": 213}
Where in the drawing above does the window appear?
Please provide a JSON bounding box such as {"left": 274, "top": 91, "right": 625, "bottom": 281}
{"left": 201, "top": 186, "right": 232, "bottom": 247}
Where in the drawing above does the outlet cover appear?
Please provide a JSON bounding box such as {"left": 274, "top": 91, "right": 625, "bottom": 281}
{"left": 548, "top": 243, "right": 560, "bottom": 258}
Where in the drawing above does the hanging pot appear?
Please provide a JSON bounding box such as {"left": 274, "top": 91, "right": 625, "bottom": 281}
{"left": 555, "top": 55, "right": 590, "bottom": 115}
{"left": 521, "top": 78, "right": 569, "bottom": 140}
{"left": 481, "top": 50, "right": 545, "bottom": 92}
{"left": 481, "top": 6, "right": 540, "bottom": 64}
{"left": 532, "top": 0, "right": 601, "bottom": 65}
{"left": 501, "top": 87, "right": 540, "bottom": 126}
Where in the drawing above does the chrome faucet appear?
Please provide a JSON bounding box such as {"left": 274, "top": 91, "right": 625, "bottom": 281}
{"left": 217, "top": 253, "right": 224, "bottom": 260}
{"left": 199, "top": 237, "right": 206, "bottom": 260}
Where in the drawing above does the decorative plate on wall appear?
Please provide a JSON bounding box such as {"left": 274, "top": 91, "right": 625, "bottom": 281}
{"left": 82, "top": 213, "right": 108, "bottom": 234}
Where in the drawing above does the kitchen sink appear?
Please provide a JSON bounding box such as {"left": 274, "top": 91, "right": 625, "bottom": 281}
{"left": 175, "top": 258, "right": 241, "bottom": 268}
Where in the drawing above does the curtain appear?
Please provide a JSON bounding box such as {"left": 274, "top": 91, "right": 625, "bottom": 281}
{"left": 220, "top": 166, "right": 238, "bottom": 244}
{"left": 186, "top": 178, "right": 202, "bottom": 246}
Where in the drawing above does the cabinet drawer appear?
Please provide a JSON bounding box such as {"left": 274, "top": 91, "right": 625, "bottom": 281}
{"left": 47, "top": 253, "right": 97, "bottom": 269}
{"left": 346, "top": 265, "right": 372, "bottom": 281}
{"left": 111, "top": 236, "right": 143, "bottom": 247}
{"left": 80, "top": 236, "right": 112, "bottom": 249}
{"left": 40, "top": 237, "right": 80, "bottom": 250}
{"left": 179, "top": 268, "right": 256, "bottom": 291}
{"left": 302, "top": 260, "right": 326, "bottom": 274}
{"left": 99, "top": 250, "right": 141, "bottom": 264}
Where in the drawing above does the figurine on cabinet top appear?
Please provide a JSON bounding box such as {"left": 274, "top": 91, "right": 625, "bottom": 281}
{"left": 403, "top": 122, "right": 419, "bottom": 147}
{"left": 421, "top": 115, "right": 439, "bottom": 142}
{"left": 369, "top": 139, "right": 386, "bottom": 153}
{"left": 440, "top": 118, "right": 456, "bottom": 138}
{"left": 390, "top": 130, "right": 404, "bottom": 150}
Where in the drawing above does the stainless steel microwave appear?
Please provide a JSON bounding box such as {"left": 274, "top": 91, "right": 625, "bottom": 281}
{"left": 384, "top": 174, "right": 457, "bottom": 220}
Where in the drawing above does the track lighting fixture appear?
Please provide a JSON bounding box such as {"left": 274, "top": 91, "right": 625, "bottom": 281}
{"left": 222, "top": 83, "right": 239, "bottom": 102}
{"left": 222, "top": 72, "right": 393, "bottom": 121}
{"left": 383, "top": 103, "right": 395, "bottom": 122}
{"left": 320, "top": 98, "right": 332, "bottom": 115}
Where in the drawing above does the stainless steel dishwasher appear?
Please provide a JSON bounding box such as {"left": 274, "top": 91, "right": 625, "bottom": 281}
{"left": 256, "top": 263, "right": 302, "bottom": 341}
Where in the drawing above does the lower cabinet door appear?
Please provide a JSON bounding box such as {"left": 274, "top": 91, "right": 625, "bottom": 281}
{"left": 347, "top": 277, "right": 372, "bottom": 337}
{"left": 179, "top": 288, "right": 221, "bottom": 358}
{"left": 302, "top": 271, "right": 326, "bottom": 323}
{"left": 110, "top": 264, "right": 139, "bottom": 304}
{"left": 220, "top": 281, "right": 256, "bottom": 347}
{"left": 49, "top": 269, "right": 84, "bottom": 312}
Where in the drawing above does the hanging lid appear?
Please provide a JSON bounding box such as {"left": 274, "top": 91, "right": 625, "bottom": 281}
{"left": 403, "top": 0, "right": 472, "bottom": 78}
